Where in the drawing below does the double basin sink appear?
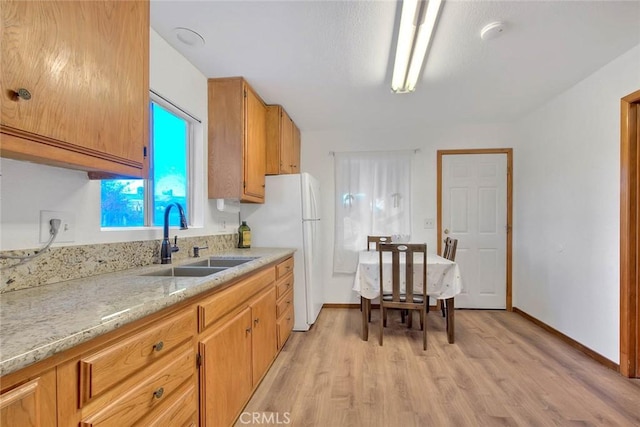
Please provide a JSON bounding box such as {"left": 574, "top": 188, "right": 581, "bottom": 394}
{"left": 142, "top": 257, "right": 257, "bottom": 278}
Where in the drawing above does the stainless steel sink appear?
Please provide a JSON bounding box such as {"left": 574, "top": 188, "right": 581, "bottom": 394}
{"left": 142, "top": 266, "right": 228, "bottom": 277}
{"left": 186, "top": 257, "right": 257, "bottom": 268}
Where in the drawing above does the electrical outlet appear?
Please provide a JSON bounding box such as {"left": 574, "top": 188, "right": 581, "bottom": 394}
{"left": 40, "top": 210, "right": 76, "bottom": 243}
{"left": 219, "top": 220, "right": 227, "bottom": 231}
{"left": 424, "top": 218, "right": 435, "bottom": 229}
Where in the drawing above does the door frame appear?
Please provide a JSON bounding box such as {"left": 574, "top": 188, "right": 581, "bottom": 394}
{"left": 620, "top": 89, "right": 640, "bottom": 378}
{"left": 437, "top": 148, "right": 513, "bottom": 311}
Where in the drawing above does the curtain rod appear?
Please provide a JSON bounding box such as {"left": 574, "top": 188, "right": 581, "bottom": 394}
{"left": 329, "top": 148, "right": 421, "bottom": 156}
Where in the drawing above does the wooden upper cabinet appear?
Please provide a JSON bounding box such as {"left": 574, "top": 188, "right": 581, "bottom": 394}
{"left": 0, "top": 0, "right": 149, "bottom": 177}
{"left": 208, "top": 77, "right": 266, "bottom": 203}
{"left": 292, "top": 122, "right": 301, "bottom": 173}
{"left": 266, "top": 105, "right": 301, "bottom": 175}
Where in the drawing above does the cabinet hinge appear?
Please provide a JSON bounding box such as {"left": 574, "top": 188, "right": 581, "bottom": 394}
{"left": 244, "top": 89, "right": 247, "bottom": 98}
{"left": 243, "top": 181, "right": 246, "bottom": 189}
{"left": 196, "top": 353, "right": 202, "bottom": 368}
{"left": 143, "top": 146, "right": 148, "bottom": 158}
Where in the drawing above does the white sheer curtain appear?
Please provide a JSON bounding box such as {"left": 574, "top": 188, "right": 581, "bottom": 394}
{"left": 333, "top": 151, "right": 412, "bottom": 273}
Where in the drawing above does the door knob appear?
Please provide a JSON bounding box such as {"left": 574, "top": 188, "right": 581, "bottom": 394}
{"left": 444, "top": 229, "right": 449, "bottom": 234}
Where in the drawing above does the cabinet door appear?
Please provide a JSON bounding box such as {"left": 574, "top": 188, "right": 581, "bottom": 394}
{"left": 292, "top": 123, "right": 301, "bottom": 173}
{"left": 199, "top": 308, "right": 253, "bottom": 427}
{"left": 0, "top": 370, "right": 56, "bottom": 427}
{"left": 280, "top": 111, "right": 294, "bottom": 174}
{"left": 0, "top": 0, "right": 148, "bottom": 176}
{"left": 250, "top": 287, "right": 277, "bottom": 386}
{"left": 243, "top": 85, "right": 266, "bottom": 202}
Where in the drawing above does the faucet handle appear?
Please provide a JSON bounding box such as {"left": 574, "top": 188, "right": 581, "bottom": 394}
{"left": 171, "top": 235, "right": 179, "bottom": 253}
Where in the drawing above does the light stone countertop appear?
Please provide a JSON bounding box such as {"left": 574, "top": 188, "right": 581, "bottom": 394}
{"left": 0, "top": 247, "right": 294, "bottom": 377}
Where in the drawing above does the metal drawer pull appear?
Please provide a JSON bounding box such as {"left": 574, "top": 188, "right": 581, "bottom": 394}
{"left": 153, "top": 341, "right": 164, "bottom": 352}
{"left": 153, "top": 387, "right": 164, "bottom": 399}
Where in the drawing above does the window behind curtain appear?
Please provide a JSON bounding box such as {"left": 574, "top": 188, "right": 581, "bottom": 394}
{"left": 100, "top": 99, "right": 191, "bottom": 227}
{"left": 333, "top": 151, "right": 412, "bottom": 273}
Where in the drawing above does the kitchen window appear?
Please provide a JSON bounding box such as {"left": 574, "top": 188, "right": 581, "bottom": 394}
{"left": 100, "top": 95, "right": 195, "bottom": 228}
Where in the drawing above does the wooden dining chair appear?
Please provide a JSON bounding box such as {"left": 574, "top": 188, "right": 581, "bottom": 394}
{"left": 367, "top": 235, "right": 391, "bottom": 251}
{"left": 440, "top": 237, "right": 458, "bottom": 317}
{"left": 361, "top": 236, "right": 393, "bottom": 322}
{"left": 443, "top": 237, "right": 458, "bottom": 261}
{"left": 378, "top": 243, "right": 428, "bottom": 350}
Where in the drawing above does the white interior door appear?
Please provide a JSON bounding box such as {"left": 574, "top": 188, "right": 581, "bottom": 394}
{"left": 442, "top": 153, "right": 507, "bottom": 309}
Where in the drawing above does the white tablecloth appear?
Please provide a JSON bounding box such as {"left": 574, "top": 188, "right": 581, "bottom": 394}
{"left": 352, "top": 251, "right": 462, "bottom": 300}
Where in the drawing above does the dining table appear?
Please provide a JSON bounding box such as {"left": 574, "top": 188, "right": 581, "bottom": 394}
{"left": 353, "top": 250, "right": 462, "bottom": 343}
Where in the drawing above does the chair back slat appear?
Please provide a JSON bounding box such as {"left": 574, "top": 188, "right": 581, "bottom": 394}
{"left": 391, "top": 250, "right": 400, "bottom": 300}
{"left": 367, "top": 235, "right": 392, "bottom": 251}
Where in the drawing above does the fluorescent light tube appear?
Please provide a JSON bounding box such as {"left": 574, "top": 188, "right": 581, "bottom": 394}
{"left": 405, "top": 0, "right": 442, "bottom": 92}
{"left": 391, "top": 0, "right": 419, "bottom": 92}
{"left": 391, "top": 0, "right": 443, "bottom": 93}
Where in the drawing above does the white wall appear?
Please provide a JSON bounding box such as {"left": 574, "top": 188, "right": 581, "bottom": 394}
{"left": 302, "top": 123, "right": 516, "bottom": 304}
{"left": 0, "top": 29, "right": 236, "bottom": 251}
{"left": 512, "top": 44, "right": 640, "bottom": 363}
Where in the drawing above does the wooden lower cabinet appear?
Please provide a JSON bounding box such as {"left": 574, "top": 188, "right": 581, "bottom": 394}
{"left": 1, "top": 256, "right": 293, "bottom": 427}
{"left": 80, "top": 347, "right": 195, "bottom": 427}
{"left": 275, "top": 257, "right": 295, "bottom": 350}
{"left": 251, "top": 287, "right": 277, "bottom": 387}
{"left": 199, "top": 285, "right": 277, "bottom": 427}
{"left": 0, "top": 369, "right": 56, "bottom": 427}
{"left": 199, "top": 308, "right": 253, "bottom": 427}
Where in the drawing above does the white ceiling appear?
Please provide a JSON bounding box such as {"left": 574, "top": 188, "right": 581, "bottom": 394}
{"left": 150, "top": 0, "right": 640, "bottom": 132}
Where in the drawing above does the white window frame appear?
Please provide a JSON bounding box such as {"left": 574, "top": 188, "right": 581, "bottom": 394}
{"left": 100, "top": 91, "right": 202, "bottom": 230}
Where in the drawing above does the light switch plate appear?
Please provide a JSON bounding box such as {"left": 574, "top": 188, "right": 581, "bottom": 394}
{"left": 40, "top": 210, "right": 76, "bottom": 243}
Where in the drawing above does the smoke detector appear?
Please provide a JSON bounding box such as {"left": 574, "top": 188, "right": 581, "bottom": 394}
{"left": 480, "top": 22, "right": 506, "bottom": 40}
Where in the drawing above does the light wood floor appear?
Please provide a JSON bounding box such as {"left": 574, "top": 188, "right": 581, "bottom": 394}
{"left": 238, "top": 308, "right": 640, "bottom": 426}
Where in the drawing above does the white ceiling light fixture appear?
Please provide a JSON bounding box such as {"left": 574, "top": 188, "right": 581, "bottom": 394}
{"left": 173, "top": 27, "right": 206, "bottom": 48}
{"left": 391, "top": 0, "right": 443, "bottom": 94}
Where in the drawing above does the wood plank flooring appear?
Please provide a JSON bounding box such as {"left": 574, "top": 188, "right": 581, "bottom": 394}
{"left": 238, "top": 308, "right": 640, "bottom": 426}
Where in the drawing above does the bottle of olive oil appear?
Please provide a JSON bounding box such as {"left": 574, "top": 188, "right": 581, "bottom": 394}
{"left": 238, "top": 221, "right": 251, "bottom": 248}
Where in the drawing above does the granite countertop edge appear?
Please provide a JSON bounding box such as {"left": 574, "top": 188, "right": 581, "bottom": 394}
{"left": 0, "top": 247, "right": 294, "bottom": 377}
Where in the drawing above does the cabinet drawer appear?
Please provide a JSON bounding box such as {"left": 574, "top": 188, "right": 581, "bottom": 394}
{"left": 277, "top": 306, "right": 294, "bottom": 349}
{"left": 199, "top": 267, "right": 275, "bottom": 332}
{"left": 140, "top": 382, "right": 198, "bottom": 427}
{"left": 80, "top": 347, "right": 195, "bottom": 427}
{"left": 276, "top": 257, "right": 293, "bottom": 279}
{"left": 80, "top": 310, "right": 195, "bottom": 404}
{"left": 275, "top": 273, "right": 293, "bottom": 300}
{"left": 276, "top": 290, "right": 293, "bottom": 319}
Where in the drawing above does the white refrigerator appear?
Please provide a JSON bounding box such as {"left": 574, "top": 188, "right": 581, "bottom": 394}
{"left": 240, "top": 173, "right": 323, "bottom": 331}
